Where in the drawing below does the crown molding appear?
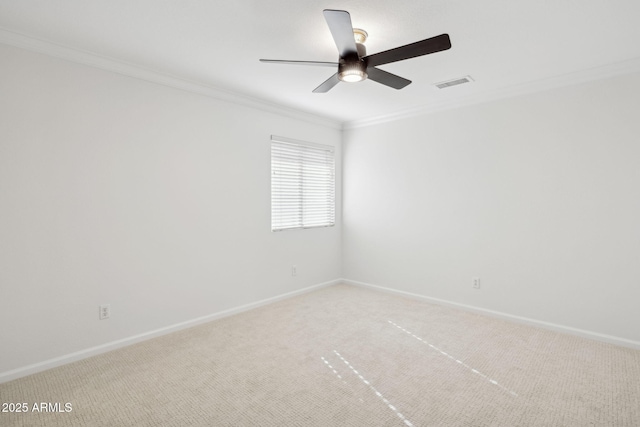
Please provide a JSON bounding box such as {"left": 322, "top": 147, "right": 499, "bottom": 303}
{"left": 5, "top": 26, "right": 640, "bottom": 132}
{"left": 0, "top": 27, "right": 342, "bottom": 130}
{"left": 343, "top": 56, "right": 640, "bottom": 129}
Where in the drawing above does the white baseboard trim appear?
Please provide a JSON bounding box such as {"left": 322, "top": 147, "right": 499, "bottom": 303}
{"left": 341, "top": 278, "right": 640, "bottom": 350}
{"left": 0, "top": 279, "right": 341, "bottom": 384}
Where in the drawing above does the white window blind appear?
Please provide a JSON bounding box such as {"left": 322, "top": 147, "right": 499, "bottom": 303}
{"left": 271, "top": 136, "right": 335, "bottom": 231}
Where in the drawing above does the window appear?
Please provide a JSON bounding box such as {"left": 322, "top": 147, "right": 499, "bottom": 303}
{"left": 271, "top": 136, "right": 335, "bottom": 231}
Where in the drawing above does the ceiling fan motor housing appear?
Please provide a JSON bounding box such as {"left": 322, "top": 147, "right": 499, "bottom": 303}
{"left": 338, "top": 60, "right": 367, "bottom": 82}
{"left": 338, "top": 42, "right": 368, "bottom": 82}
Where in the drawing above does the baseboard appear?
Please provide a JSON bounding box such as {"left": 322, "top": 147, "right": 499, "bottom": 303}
{"left": 341, "top": 278, "right": 640, "bottom": 350}
{"left": 0, "top": 279, "right": 341, "bottom": 384}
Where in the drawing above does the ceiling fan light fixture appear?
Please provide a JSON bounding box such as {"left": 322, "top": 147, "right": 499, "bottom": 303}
{"left": 339, "top": 69, "right": 367, "bottom": 83}
{"left": 338, "top": 62, "right": 367, "bottom": 83}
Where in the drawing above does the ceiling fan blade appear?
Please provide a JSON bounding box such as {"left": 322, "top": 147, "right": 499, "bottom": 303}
{"left": 312, "top": 73, "right": 341, "bottom": 93}
{"left": 364, "top": 34, "right": 451, "bottom": 67}
{"left": 259, "top": 59, "right": 338, "bottom": 67}
{"left": 366, "top": 67, "right": 411, "bottom": 89}
{"left": 323, "top": 9, "right": 358, "bottom": 59}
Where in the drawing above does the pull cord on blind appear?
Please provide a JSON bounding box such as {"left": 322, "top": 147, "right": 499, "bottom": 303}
{"left": 271, "top": 136, "right": 335, "bottom": 231}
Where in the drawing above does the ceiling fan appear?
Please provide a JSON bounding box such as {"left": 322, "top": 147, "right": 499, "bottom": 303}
{"left": 260, "top": 9, "right": 452, "bottom": 93}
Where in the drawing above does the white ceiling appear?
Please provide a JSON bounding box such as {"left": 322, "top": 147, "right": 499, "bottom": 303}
{"left": 2, "top": 0, "right": 640, "bottom": 126}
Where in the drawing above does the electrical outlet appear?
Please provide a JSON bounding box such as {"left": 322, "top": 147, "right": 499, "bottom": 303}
{"left": 99, "top": 304, "right": 110, "bottom": 320}
{"left": 291, "top": 265, "right": 297, "bottom": 276}
{"left": 472, "top": 277, "right": 481, "bottom": 289}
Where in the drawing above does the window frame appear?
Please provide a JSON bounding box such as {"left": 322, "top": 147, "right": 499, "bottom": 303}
{"left": 270, "top": 135, "right": 336, "bottom": 232}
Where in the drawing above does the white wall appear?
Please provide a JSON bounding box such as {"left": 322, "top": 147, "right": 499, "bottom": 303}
{"left": 0, "top": 44, "right": 341, "bottom": 376}
{"left": 343, "top": 72, "right": 640, "bottom": 343}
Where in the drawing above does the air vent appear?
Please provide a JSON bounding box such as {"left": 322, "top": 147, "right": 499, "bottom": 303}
{"left": 434, "top": 76, "right": 474, "bottom": 89}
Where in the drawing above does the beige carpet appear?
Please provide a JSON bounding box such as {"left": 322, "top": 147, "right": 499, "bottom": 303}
{"left": 1, "top": 283, "right": 639, "bottom": 426}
